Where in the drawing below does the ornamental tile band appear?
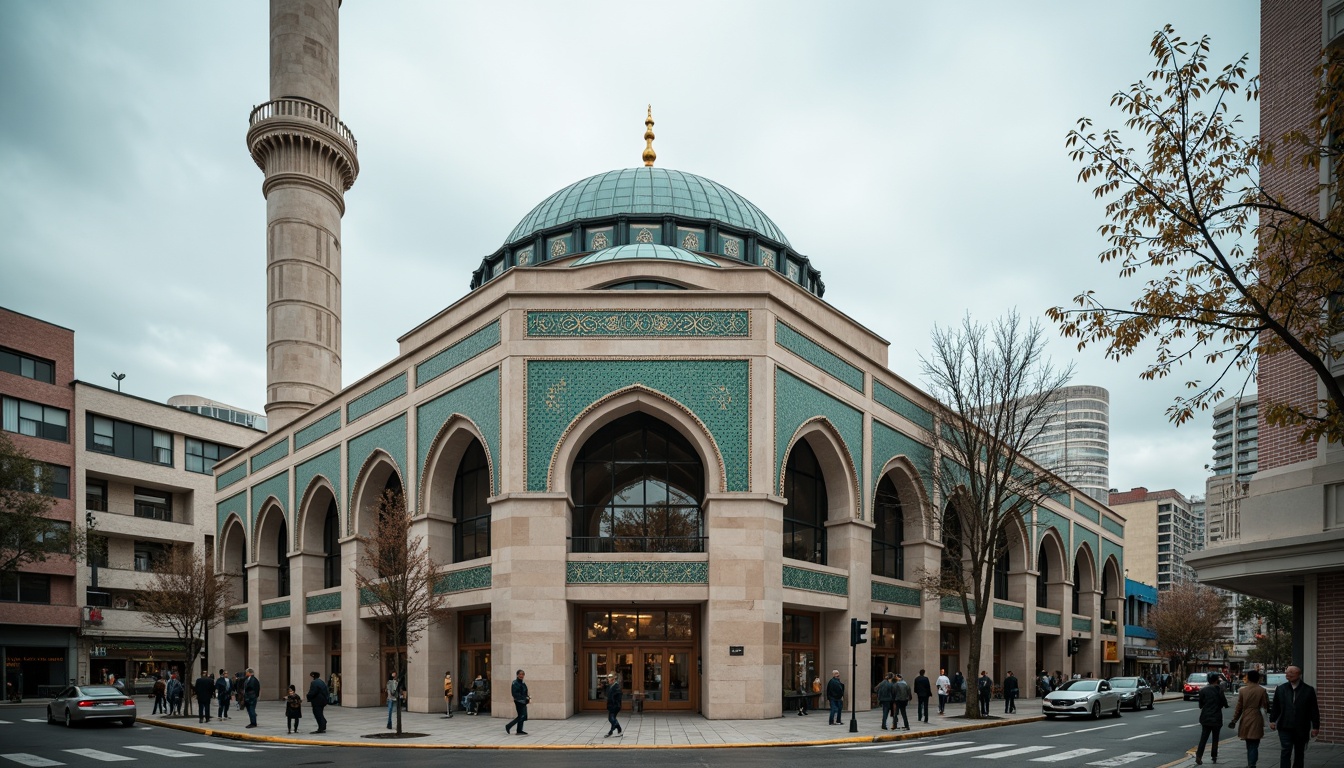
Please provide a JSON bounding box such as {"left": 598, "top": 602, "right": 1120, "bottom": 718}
{"left": 871, "top": 581, "right": 921, "bottom": 606}
{"left": 1036, "top": 610, "right": 1061, "bottom": 627}
{"left": 216, "top": 462, "right": 247, "bottom": 492}
{"left": 874, "top": 381, "right": 935, "bottom": 431}
{"left": 415, "top": 320, "right": 501, "bottom": 388}
{"left": 294, "top": 409, "right": 341, "bottom": 450}
{"left": 775, "top": 321, "right": 864, "bottom": 392}
{"left": 993, "top": 602, "right": 1026, "bottom": 621}
{"left": 782, "top": 565, "right": 848, "bottom": 596}
{"left": 434, "top": 565, "right": 493, "bottom": 593}
{"left": 526, "top": 310, "right": 749, "bottom": 338}
{"left": 305, "top": 592, "right": 341, "bottom": 613}
{"left": 774, "top": 368, "right": 862, "bottom": 505}
{"left": 261, "top": 600, "right": 291, "bottom": 620}
{"left": 250, "top": 471, "right": 289, "bottom": 522}
{"left": 226, "top": 608, "right": 248, "bottom": 625}
{"left": 250, "top": 439, "right": 289, "bottom": 474}
{"left": 347, "top": 372, "right": 408, "bottom": 423}
{"left": 1072, "top": 616, "right": 1093, "bottom": 633}
{"left": 417, "top": 369, "right": 501, "bottom": 496}
{"left": 1102, "top": 515, "right": 1124, "bottom": 538}
{"left": 940, "top": 596, "right": 977, "bottom": 614}
{"left": 1073, "top": 497, "right": 1101, "bottom": 523}
{"left": 566, "top": 561, "right": 709, "bottom": 584}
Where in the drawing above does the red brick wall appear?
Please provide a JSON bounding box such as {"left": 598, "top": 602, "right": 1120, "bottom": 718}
{"left": 1258, "top": 0, "right": 1324, "bottom": 471}
{"left": 1318, "top": 572, "right": 1344, "bottom": 743}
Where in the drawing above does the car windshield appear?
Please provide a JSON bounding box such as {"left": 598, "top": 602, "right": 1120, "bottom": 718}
{"left": 1109, "top": 679, "right": 1137, "bottom": 688}
{"left": 1058, "top": 680, "right": 1099, "bottom": 692}
{"left": 1187, "top": 674, "right": 1209, "bottom": 683}
{"left": 1266, "top": 674, "right": 1287, "bottom": 686}
{"left": 80, "top": 686, "right": 124, "bottom": 696}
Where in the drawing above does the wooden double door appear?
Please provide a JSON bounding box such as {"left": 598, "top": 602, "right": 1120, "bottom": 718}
{"left": 583, "top": 647, "right": 694, "bottom": 711}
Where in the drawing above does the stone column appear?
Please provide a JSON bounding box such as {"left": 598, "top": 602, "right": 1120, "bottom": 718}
{"left": 292, "top": 553, "right": 325, "bottom": 685}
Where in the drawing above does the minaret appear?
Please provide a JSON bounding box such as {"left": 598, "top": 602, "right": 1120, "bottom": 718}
{"left": 246, "top": 0, "right": 358, "bottom": 430}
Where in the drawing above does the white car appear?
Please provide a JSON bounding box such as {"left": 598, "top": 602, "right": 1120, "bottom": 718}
{"left": 1042, "top": 678, "right": 1122, "bottom": 719}
{"left": 46, "top": 685, "right": 137, "bottom": 727}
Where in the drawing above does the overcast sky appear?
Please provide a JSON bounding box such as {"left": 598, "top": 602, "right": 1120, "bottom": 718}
{"left": 0, "top": 1, "right": 1259, "bottom": 501}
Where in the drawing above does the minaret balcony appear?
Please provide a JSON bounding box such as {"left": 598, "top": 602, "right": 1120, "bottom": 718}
{"left": 247, "top": 98, "right": 360, "bottom": 193}
{"left": 249, "top": 98, "right": 357, "bottom": 152}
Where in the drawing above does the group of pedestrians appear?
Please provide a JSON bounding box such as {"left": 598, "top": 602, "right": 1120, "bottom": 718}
{"left": 1194, "top": 665, "right": 1320, "bottom": 768}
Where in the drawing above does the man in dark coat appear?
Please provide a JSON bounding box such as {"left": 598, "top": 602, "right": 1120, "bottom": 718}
{"left": 977, "top": 671, "right": 993, "bottom": 716}
{"left": 242, "top": 668, "right": 261, "bottom": 728}
{"left": 306, "top": 671, "right": 329, "bottom": 733}
{"left": 1196, "top": 673, "right": 1230, "bottom": 765}
{"left": 875, "top": 672, "right": 895, "bottom": 730}
{"left": 165, "top": 673, "right": 184, "bottom": 716}
{"left": 193, "top": 671, "right": 214, "bottom": 723}
{"left": 913, "top": 669, "right": 933, "bottom": 723}
{"left": 603, "top": 673, "right": 623, "bottom": 738}
{"left": 826, "top": 670, "right": 845, "bottom": 725}
{"left": 1268, "top": 665, "right": 1320, "bottom": 768}
{"left": 214, "top": 669, "right": 231, "bottom": 719}
{"left": 892, "top": 673, "right": 912, "bottom": 730}
{"left": 1003, "top": 670, "right": 1019, "bottom": 713}
{"left": 951, "top": 670, "right": 965, "bottom": 703}
{"left": 505, "top": 669, "right": 529, "bottom": 735}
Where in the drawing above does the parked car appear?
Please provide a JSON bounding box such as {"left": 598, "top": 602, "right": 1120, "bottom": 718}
{"left": 1042, "top": 678, "right": 1122, "bottom": 719}
{"left": 1107, "top": 676, "right": 1155, "bottom": 710}
{"left": 46, "top": 685, "right": 136, "bottom": 728}
{"left": 1265, "top": 673, "right": 1287, "bottom": 704}
{"left": 1182, "top": 672, "right": 1211, "bottom": 701}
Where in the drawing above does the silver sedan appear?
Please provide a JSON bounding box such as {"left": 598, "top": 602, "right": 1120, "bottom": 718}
{"left": 1042, "top": 678, "right": 1122, "bottom": 719}
{"left": 46, "top": 685, "right": 137, "bottom": 727}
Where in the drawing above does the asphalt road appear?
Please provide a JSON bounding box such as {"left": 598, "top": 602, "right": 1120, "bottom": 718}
{"left": 0, "top": 700, "right": 1233, "bottom": 768}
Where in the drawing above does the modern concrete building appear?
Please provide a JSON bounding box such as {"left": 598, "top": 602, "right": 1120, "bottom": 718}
{"left": 1121, "top": 578, "right": 1161, "bottom": 678}
{"left": 1022, "top": 385, "right": 1111, "bottom": 505}
{"left": 1108, "top": 487, "right": 1199, "bottom": 592}
{"left": 1187, "top": 0, "right": 1344, "bottom": 743}
{"left": 208, "top": 0, "right": 1127, "bottom": 720}
{"left": 1204, "top": 396, "right": 1258, "bottom": 546}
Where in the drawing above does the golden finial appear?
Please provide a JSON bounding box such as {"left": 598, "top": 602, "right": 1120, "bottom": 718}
{"left": 642, "top": 105, "right": 656, "bottom": 167}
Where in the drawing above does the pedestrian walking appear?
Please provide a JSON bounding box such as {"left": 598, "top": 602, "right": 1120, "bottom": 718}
{"left": 826, "top": 669, "right": 845, "bottom": 725}
{"left": 1003, "top": 670, "right": 1019, "bottom": 713}
{"left": 151, "top": 676, "right": 166, "bottom": 715}
{"left": 876, "top": 672, "right": 895, "bottom": 730}
{"left": 329, "top": 672, "right": 340, "bottom": 705}
{"left": 385, "top": 671, "right": 399, "bottom": 729}
{"left": 1195, "top": 672, "right": 1230, "bottom": 765}
{"left": 913, "top": 669, "right": 932, "bottom": 722}
{"left": 215, "top": 669, "right": 231, "bottom": 719}
{"left": 936, "top": 668, "right": 951, "bottom": 714}
{"left": 242, "top": 668, "right": 261, "bottom": 728}
{"left": 193, "top": 671, "right": 214, "bottom": 723}
{"left": 307, "top": 671, "right": 329, "bottom": 734}
{"left": 977, "top": 670, "right": 993, "bottom": 716}
{"left": 1230, "top": 669, "right": 1270, "bottom": 768}
{"left": 893, "top": 673, "right": 911, "bottom": 730}
{"left": 504, "top": 669, "right": 529, "bottom": 735}
{"left": 1268, "top": 665, "right": 1320, "bottom": 768}
{"left": 604, "top": 672, "right": 623, "bottom": 738}
{"left": 166, "top": 672, "right": 184, "bottom": 717}
{"left": 952, "top": 670, "right": 965, "bottom": 703}
{"left": 442, "top": 671, "right": 454, "bottom": 718}
{"left": 285, "top": 684, "right": 302, "bottom": 734}
{"left": 1039, "top": 670, "right": 1052, "bottom": 697}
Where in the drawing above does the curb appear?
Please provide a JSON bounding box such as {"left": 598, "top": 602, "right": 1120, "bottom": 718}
{"left": 140, "top": 712, "right": 1046, "bottom": 750}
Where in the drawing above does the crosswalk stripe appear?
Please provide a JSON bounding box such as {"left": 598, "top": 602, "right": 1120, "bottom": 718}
{"left": 124, "top": 746, "right": 203, "bottom": 758}
{"left": 0, "top": 720, "right": 10, "bottom": 724}
{"left": 840, "top": 744, "right": 912, "bottom": 750}
{"left": 1123, "top": 731, "right": 1165, "bottom": 741}
{"left": 61, "top": 750, "right": 134, "bottom": 762}
{"left": 1179, "top": 723, "right": 1200, "bottom": 728}
{"left": 1044, "top": 723, "right": 1124, "bottom": 738}
{"left": 1, "top": 755, "right": 65, "bottom": 767}
{"left": 929, "top": 743, "right": 1014, "bottom": 756}
{"left": 1031, "top": 748, "right": 1104, "bottom": 762}
{"left": 883, "top": 741, "right": 973, "bottom": 753}
{"left": 975, "top": 746, "right": 1053, "bottom": 759}
{"left": 178, "top": 742, "right": 262, "bottom": 753}
{"left": 20, "top": 719, "right": 46, "bottom": 723}
{"left": 1087, "top": 752, "right": 1156, "bottom": 766}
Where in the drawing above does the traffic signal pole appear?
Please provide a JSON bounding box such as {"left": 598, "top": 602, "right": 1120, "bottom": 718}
{"left": 849, "top": 617, "right": 867, "bottom": 733}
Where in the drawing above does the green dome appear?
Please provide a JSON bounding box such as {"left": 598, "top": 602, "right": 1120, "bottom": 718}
{"left": 571, "top": 243, "right": 720, "bottom": 267}
{"left": 507, "top": 167, "right": 790, "bottom": 246}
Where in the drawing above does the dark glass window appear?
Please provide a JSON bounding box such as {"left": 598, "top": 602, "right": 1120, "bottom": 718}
{"left": 602, "top": 279, "right": 685, "bottom": 290}
{"left": 0, "top": 347, "right": 55, "bottom": 384}
{"left": 86, "top": 478, "right": 108, "bottom": 511}
{"left": 239, "top": 541, "right": 248, "bottom": 602}
{"left": 133, "top": 487, "right": 172, "bottom": 522}
{"left": 783, "top": 440, "right": 827, "bottom": 564}
{"left": 570, "top": 413, "right": 704, "bottom": 553}
{"left": 323, "top": 500, "right": 341, "bottom": 589}
{"left": 133, "top": 541, "right": 167, "bottom": 572}
{"left": 87, "top": 414, "right": 171, "bottom": 466}
{"left": 185, "top": 438, "right": 236, "bottom": 474}
{"left": 993, "top": 530, "right": 1010, "bottom": 601}
{"left": 461, "top": 612, "right": 490, "bottom": 645}
{"left": 1037, "top": 543, "right": 1050, "bottom": 608}
{"left": 782, "top": 613, "right": 815, "bottom": 644}
{"left": 0, "top": 572, "right": 51, "bottom": 603}
{"left": 1072, "top": 560, "right": 1083, "bottom": 614}
{"left": 2, "top": 396, "right": 68, "bottom": 442}
{"left": 18, "top": 463, "right": 68, "bottom": 498}
{"left": 453, "top": 442, "right": 491, "bottom": 562}
{"left": 941, "top": 505, "right": 963, "bottom": 580}
{"left": 276, "top": 518, "right": 289, "bottom": 597}
{"left": 872, "top": 476, "right": 904, "bottom": 580}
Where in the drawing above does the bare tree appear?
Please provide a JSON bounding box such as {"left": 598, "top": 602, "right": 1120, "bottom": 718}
{"left": 354, "top": 489, "right": 448, "bottom": 734}
{"left": 917, "top": 311, "right": 1074, "bottom": 718}
{"left": 138, "top": 545, "right": 232, "bottom": 717}
{"left": 1146, "top": 581, "right": 1230, "bottom": 681}
{"left": 0, "top": 433, "right": 84, "bottom": 575}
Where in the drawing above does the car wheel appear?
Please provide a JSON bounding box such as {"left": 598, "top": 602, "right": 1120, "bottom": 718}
{"left": 122, "top": 717, "right": 135, "bottom": 727}
{"left": 1147, "top": 697, "right": 1155, "bottom": 710}
{"left": 47, "top": 707, "right": 56, "bottom": 725}
{"left": 1132, "top": 698, "right": 1142, "bottom": 711}
{"left": 64, "top": 709, "right": 73, "bottom": 728}
{"left": 1091, "top": 702, "right": 1101, "bottom": 719}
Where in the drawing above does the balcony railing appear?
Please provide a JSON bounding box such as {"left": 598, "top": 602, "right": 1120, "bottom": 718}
{"left": 249, "top": 98, "right": 357, "bottom": 151}
{"left": 569, "top": 536, "right": 706, "bottom": 554}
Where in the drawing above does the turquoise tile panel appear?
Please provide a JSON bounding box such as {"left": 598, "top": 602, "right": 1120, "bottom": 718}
{"left": 250, "top": 439, "right": 289, "bottom": 474}
{"left": 1073, "top": 616, "right": 1093, "bottom": 633}
{"left": 416, "top": 369, "right": 501, "bottom": 495}
{"left": 345, "top": 414, "right": 408, "bottom": 531}
{"left": 226, "top": 607, "right": 248, "bottom": 625}
{"left": 261, "top": 600, "right": 290, "bottom": 620}
{"left": 433, "top": 565, "right": 493, "bottom": 593}
{"left": 415, "top": 320, "right": 501, "bottom": 388}
{"left": 305, "top": 592, "right": 341, "bottom": 613}
{"left": 774, "top": 368, "right": 862, "bottom": 509}
{"left": 871, "top": 581, "right": 921, "bottom": 606}
{"left": 993, "top": 602, "right": 1025, "bottom": 621}
{"left": 775, "top": 321, "right": 864, "bottom": 392}
{"left": 1102, "top": 515, "right": 1124, "bottom": 538}
{"left": 1075, "top": 526, "right": 1101, "bottom": 576}
{"left": 941, "top": 596, "right": 977, "bottom": 614}
{"left": 565, "top": 561, "right": 708, "bottom": 584}
{"left": 873, "top": 381, "right": 934, "bottom": 431}
{"left": 216, "top": 463, "right": 247, "bottom": 492}
{"left": 871, "top": 419, "right": 934, "bottom": 514}
{"left": 1102, "top": 537, "right": 1124, "bottom": 582}
{"left": 526, "top": 310, "right": 749, "bottom": 338}
{"left": 526, "top": 359, "right": 750, "bottom": 492}
{"left": 295, "top": 447, "right": 341, "bottom": 545}
{"left": 216, "top": 490, "right": 248, "bottom": 541}
{"left": 348, "top": 372, "right": 408, "bottom": 423}
{"left": 1035, "top": 507, "right": 1071, "bottom": 556}
{"left": 294, "top": 410, "right": 341, "bottom": 451}
{"left": 782, "top": 565, "right": 848, "bottom": 596}
{"left": 1073, "top": 497, "right": 1101, "bottom": 524}
{"left": 359, "top": 587, "right": 378, "bottom": 606}
{"left": 1036, "top": 610, "right": 1061, "bottom": 627}
{"left": 250, "top": 471, "right": 290, "bottom": 534}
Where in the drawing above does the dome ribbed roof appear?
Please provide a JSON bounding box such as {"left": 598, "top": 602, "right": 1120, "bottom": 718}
{"left": 506, "top": 167, "right": 790, "bottom": 246}
{"left": 571, "top": 243, "right": 720, "bottom": 267}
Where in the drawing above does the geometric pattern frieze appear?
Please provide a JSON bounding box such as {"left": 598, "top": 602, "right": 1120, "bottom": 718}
{"left": 871, "top": 580, "right": 921, "bottom": 606}
{"left": 416, "top": 369, "right": 501, "bottom": 497}
{"left": 782, "top": 564, "right": 848, "bottom": 596}
{"left": 775, "top": 320, "right": 863, "bottom": 392}
{"left": 305, "top": 592, "right": 342, "bottom": 613}
{"left": 566, "top": 561, "right": 709, "bottom": 584}
{"left": 773, "top": 367, "right": 862, "bottom": 508}
{"left": 525, "top": 310, "right": 749, "bottom": 338}
{"left": 415, "top": 320, "right": 501, "bottom": 388}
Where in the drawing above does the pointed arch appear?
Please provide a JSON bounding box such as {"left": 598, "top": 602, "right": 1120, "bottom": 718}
{"left": 1035, "top": 526, "right": 1067, "bottom": 610}
{"left": 219, "top": 513, "right": 248, "bottom": 606}
{"left": 297, "top": 475, "right": 339, "bottom": 554}
{"left": 349, "top": 450, "right": 405, "bottom": 537}
{"left": 780, "top": 417, "right": 859, "bottom": 520}
{"left": 420, "top": 415, "right": 493, "bottom": 521}
{"left": 873, "top": 455, "right": 932, "bottom": 540}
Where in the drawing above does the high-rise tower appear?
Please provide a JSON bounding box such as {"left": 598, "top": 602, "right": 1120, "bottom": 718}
{"left": 246, "top": 0, "right": 358, "bottom": 430}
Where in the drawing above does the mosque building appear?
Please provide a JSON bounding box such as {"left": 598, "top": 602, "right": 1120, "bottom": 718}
{"left": 212, "top": 0, "right": 1125, "bottom": 719}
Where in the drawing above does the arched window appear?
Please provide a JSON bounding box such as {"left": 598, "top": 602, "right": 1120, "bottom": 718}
{"left": 239, "top": 537, "right": 248, "bottom": 603}
{"left": 570, "top": 413, "right": 704, "bottom": 553}
{"left": 940, "top": 504, "right": 963, "bottom": 583}
{"left": 872, "top": 476, "right": 904, "bottom": 579}
{"left": 783, "top": 440, "right": 827, "bottom": 564}
{"left": 1037, "top": 542, "right": 1050, "bottom": 608}
{"left": 454, "top": 441, "right": 491, "bottom": 561}
{"left": 322, "top": 500, "right": 340, "bottom": 589}
{"left": 993, "top": 529, "right": 1010, "bottom": 601}
{"left": 1072, "top": 559, "right": 1082, "bottom": 614}
{"left": 373, "top": 474, "right": 405, "bottom": 579}
{"left": 276, "top": 518, "right": 290, "bottom": 597}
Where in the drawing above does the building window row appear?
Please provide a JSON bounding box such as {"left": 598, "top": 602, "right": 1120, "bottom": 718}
{"left": 0, "top": 347, "right": 56, "bottom": 384}
{"left": 2, "top": 396, "right": 69, "bottom": 442}
{"left": 88, "top": 414, "right": 172, "bottom": 466}
{"left": 0, "top": 572, "right": 52, "bottom": 603}
{"left": 133, "top": 487, "right": 173, "bottom": 521}
{"left": 185, "top": 438, "right": 236, "bottom": 475}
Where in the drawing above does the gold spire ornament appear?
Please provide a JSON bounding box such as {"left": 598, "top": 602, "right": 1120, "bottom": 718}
{"left": 642, "top": 105, "right": 656, "bottom": 167}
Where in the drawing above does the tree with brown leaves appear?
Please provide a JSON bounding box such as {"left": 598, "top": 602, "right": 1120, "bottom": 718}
{"left": 138, "top": 545, "right": 233, "bottom": 716}
{"left": 1050, "top": 25, "right": 1344, "bottom": 446}
{"left": 917, "top": 311, "right": 1075, "bottom": 718}
{"left": 0, "top": 433, "right": 83, "bottom": 576}
{"left": 1146, "top": 581, "right": 1230, "bottom": 680}
{"left": 354, "top": 489, "right": 448, "bottom": 734}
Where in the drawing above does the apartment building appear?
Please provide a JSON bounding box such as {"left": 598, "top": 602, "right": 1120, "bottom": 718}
{"left": 1109, "top": 487, "right": 1200, "bottom": 591}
